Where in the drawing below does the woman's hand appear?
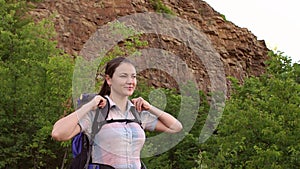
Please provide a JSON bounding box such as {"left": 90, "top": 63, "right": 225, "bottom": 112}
{"left": 131, "top": 97, "right": 151, "bottom": 112}
{"left": 131, "top": 97, "right": 183, "bottom": 133}
{"left": 89, "top": 95, "right": 107, "bottom": 110}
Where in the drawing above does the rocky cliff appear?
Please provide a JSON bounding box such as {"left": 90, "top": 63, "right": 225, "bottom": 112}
{"left": 29, "top": 0, "right": 269, "bottom": 95}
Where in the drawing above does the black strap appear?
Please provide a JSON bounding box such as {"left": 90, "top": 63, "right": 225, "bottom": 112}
{"left": 104, "top": 107, "right": 142, "bottom": 127}
{"left": 130, "top": 107, "right": 142, "bottom": 126}
{"left": 91, "top": 97, "right": 110, "bottom": 141}
{"left": 106, "top": 119, "right": 136, "bottom": 124}
{"left": 84, "top": 97, "right": 110, "bottom": 169}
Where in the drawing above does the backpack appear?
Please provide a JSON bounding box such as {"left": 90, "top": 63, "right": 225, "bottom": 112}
{"left": 70, "top": 94, "right": 146, "bottom": 169}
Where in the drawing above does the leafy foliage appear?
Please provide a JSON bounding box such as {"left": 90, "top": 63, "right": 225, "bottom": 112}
{"left": 198, "top": 51, "right": 300, "bottom": 169}
{"left": 0, "top": 1, "right": 73, "bottom": 168}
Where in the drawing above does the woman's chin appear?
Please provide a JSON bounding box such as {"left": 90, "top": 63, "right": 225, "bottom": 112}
{"left": 127, "top": 92, "right": 134, "bottom": 96}
{"left": 123, "top": 91, "right": 134, "bottom": 96}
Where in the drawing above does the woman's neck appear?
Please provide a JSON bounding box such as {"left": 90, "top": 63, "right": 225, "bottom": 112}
{"left": 109, "top": 94, "right": 128, "bottom": 113}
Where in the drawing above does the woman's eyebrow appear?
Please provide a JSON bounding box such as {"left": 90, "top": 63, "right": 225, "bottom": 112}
{"left": 119, "top": 72, "right": 136, "bottom": 75}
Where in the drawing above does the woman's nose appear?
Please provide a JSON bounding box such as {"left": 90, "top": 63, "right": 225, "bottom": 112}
{"left": 126, "top": 77, "right": 135, "bottom": 83}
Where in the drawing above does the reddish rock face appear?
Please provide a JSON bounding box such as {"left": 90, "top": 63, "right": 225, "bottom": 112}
{"left": 29, "top": 0, "right": 269, "bottom": 95}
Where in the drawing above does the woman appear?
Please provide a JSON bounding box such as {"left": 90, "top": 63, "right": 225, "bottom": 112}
{"left": 51, "top": 57, "right": 183, "bottom": 169}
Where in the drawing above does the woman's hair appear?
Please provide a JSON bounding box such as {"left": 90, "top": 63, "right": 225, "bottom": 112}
{"left": 98, "top": 57, "right": 134, "bottom": 96}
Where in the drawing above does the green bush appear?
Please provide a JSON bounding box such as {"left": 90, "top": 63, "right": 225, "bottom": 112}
{"left": 198, "top": 51, "right": 300, "bottom": 169}
{"left": 0, "top": 1, "right": 73, "bottom": 168}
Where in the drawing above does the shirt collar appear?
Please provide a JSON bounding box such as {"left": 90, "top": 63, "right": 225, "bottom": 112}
{"left": 105, "top": 95, "right": 135, "bottom": 112}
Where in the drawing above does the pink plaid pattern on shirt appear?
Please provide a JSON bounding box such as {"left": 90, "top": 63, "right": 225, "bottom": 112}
{"left": 93, "top": 122, "right": 145, "bottom": 169}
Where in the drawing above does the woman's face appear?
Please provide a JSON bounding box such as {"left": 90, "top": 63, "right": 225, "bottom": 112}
{"left": 107, "top": 62, "right": 137, "bottom": 97}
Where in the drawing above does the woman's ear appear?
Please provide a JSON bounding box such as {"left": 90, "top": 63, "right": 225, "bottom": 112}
{"left": 105, "top": 75, "right": 111, "bottom": 86}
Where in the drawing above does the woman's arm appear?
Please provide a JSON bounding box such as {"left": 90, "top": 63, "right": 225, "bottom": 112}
{"left": 131, "top": 97, "right": 183, "bottom": 133}
{"left": 148, "top": 105, "right": 183, "bottom": 133}
{"left": 51, "top": 95, "right": 106, "bottom": 141}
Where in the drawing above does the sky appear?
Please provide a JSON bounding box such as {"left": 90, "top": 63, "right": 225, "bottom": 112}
{"left": 204, "top": 0, "right": 300, "bottom": 63}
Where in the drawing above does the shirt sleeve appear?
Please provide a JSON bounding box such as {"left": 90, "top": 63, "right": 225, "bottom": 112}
{"left": 78, "top": 110, "right": 94, "bottom": 137}
{"left": 140, "top": 111, "right": 158, "bottom": 131}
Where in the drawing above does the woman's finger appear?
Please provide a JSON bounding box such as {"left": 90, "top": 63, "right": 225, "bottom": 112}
{"left": 139, "top": 97, "right": 146, "bottom": 111}
{"left": 132, "top": 98, "right": 141, "bottom": 111}
{"left": 93, "top": 95, "right": 106, "bottom": 109}
{"left": 131, "top": 97, "right": 150, "bottom": 111}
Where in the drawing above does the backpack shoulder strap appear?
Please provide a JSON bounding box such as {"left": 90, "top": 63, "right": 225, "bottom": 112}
{"left": 76, "top": 93, "right": 111, "bottom": 140}
{"left": 130, "top": 106, "right": 142, "bottom": 126}
{"left": 91, "top": 96, "right": 110, "bottom": 141}
{"left": 85, "top": 96, "right": 110, "bottom": 169}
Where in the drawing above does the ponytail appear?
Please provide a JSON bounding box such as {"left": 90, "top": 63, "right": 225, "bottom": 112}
{"left": 98, "top": 80, "right": 110, "bottom": 96}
